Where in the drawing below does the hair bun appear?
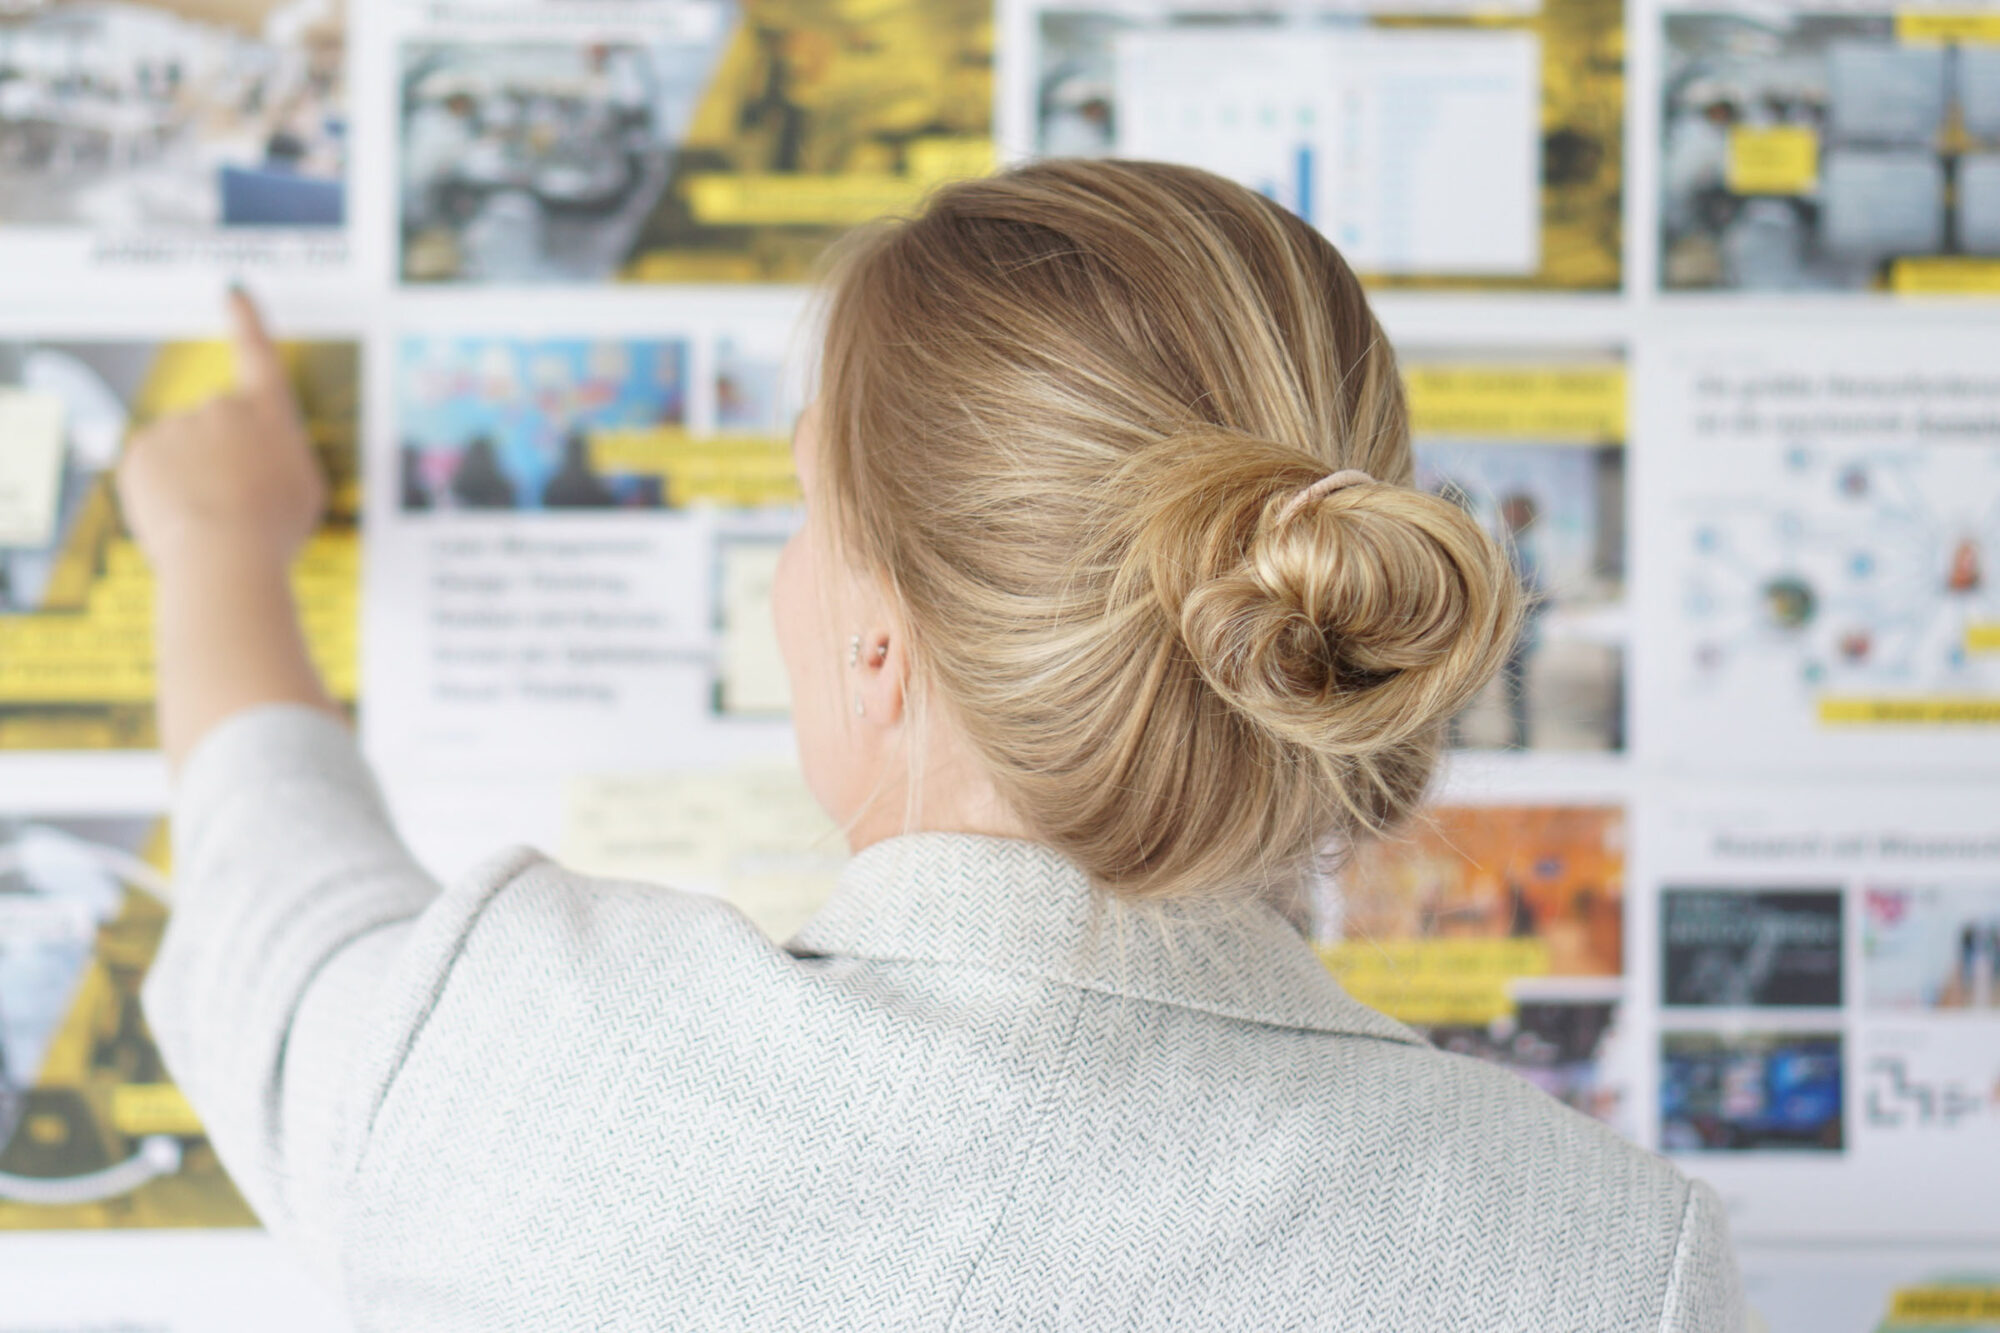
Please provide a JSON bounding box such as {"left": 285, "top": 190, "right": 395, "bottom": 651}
{"left": 1127, "top": 431, "right": 1522, "bottom": 759}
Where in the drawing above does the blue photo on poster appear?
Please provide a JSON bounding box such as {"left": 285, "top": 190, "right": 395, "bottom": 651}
{"left": 1661, "top": 1031, "right": 1844, "bottom": 1152}
{"left": 398, "top": 337, "right": 689, "bottom": 511}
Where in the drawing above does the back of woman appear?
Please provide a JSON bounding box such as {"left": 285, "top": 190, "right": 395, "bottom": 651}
{"left": 123, "top": 159, "right": 1742, "bottom": 1331}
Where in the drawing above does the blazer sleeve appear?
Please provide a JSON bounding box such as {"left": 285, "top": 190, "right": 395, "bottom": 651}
{"left": 140, "top": 705, "right": 451, "bottom": 1285}
{"left": 1658, "top": 1177, "right": 1747, "bottom": 1333}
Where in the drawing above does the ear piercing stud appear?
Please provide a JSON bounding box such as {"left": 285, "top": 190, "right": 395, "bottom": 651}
{"left": 847, "top": 634, "right": 861, "bottom": 668}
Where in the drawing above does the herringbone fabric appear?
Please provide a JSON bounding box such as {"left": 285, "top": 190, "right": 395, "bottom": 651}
{"left": 144, "top": 706, "right": 1743, "bottom": 1332}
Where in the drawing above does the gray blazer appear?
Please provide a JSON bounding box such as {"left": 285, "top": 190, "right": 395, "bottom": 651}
{"left": 144, "top": 707, "right": 1742, "bottom": 1331}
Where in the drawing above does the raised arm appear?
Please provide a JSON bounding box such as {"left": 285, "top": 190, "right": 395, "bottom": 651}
{"left": 117, "top": 286, "right": 339, "bottom": 768}
{"left": 118, "top": 293, "right": 446, "bottom": 1277}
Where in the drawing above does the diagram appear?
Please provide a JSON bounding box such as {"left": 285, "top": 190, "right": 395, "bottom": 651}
{"left": 1678, "top": 441, "right": 2000, "bottom": 727}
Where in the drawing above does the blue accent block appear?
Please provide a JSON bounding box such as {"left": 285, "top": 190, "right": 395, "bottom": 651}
{"left": 219, "top": 166, "right": 345, "bottom": 227}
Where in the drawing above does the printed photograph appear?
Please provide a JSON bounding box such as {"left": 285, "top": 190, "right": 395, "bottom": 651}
{"left": 1428, "top": 999, "right": 1627, "bottom": 1129}
{"left": 0, "top": 817, "right": 255, "bottom": 1229}
{"left": 398, "top": 337, "right": 690, "bottom": 512}
{"left": 0, "top": 339, "right": 358, "bottom": 750}
{"left": 1416, "top": 440, "right": 1625, "bottom": 751}
{"left": 714, "top": 336, "right": 788, "bottom": 434}
{"left": 1330, "top": 805, "right": 1626, "bottom": 977}
{"left": 1660, "top": 1030, "right": 1844, "bottom": 1152}
{"left": 1319, "top": 806, "right": 1627, "bottom": 1125}
{"left": 1865, "top": 884, "right": 2000, "bottom": 1011}
{"left": 0, "top": 0, "right": 345, "bottom": 230}
{"left": 399, "top": 0, "right": 991, "bottom": 284}
{"left": 1662, "top": 887, "right": 1844, "bottom": 1007}
{"left": 1661, "top": 12, "right": 2000, "bottom": 291}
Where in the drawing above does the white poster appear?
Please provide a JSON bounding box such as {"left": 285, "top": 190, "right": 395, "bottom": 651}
{"left": 1637, "top": 332, "right": 2000, "bottom": 776}
{"left": 1635, "top": 786, "right": 2000, "bottom": 1243}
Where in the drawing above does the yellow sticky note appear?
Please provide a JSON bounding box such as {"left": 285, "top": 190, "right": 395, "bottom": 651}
{"left": 1896, "top": 10, "right": 2000, "bottom": 44}
{"left": 683, "top": 173, "right": 934, "bottom": 227}
{"left": 1886, "top": 1283, "right": 2000, "bottom": 1320}
{"left": 1891, "top": 258, "right": 2000, "bottom": 294}
{"left": 907, "top": 136, "right": 997, "bottom": 185}
{"left": 112, "top": 1083, "right": 204, "bottom": 1137}
{"left": 1968, "top": 624, "right": 2000, "bottom": 653}
{"left": 0, "top": 387, "right": 67, "bottom": 547}
{"left": 1726, "top": 126, "right": 1820, "bottom": 196}
{"left": 589, "top": 425, "right": 699, "bottom": 476}
{"left": 1819, "top": 696, "right": 2000, "bottom": 724}
{"left": 1404, "top": 365, "right": 1627, "bottom": 443}
{"left": 1316, "top": 938, "right": 1551, "bottom": 1026}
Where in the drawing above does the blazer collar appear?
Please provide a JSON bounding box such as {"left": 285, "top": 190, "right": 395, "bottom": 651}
{"left": 787, "top": 832, "right": 1421, "bottom": 1046}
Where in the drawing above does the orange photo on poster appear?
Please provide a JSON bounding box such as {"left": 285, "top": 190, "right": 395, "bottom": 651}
{"left": 1338, "top": 806, "right": 1624, "bottom": 978}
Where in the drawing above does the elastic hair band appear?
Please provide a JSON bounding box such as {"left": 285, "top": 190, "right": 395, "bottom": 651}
{"left": 1273, "top": 469, "right": 1374, "bottom": 527}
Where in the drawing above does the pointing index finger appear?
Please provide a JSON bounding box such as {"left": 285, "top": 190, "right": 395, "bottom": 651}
{"left": 227, "top": 285, "right": 285, "bottom": 396}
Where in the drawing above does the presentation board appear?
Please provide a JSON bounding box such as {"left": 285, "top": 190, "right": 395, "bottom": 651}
{"left": 3, "top": 0, "right": 1998, "bottom": 1327}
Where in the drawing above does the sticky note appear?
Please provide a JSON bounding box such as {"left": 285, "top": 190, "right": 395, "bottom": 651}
{"left": 1317, "top": 937, "right": 1551, "bottom": 1026}
{"left": 0, "top": 387, "right": 67, "bottom": 547}
{"left": 561, "top": 767, "right": 843, "bottom": 942}
{"left": 112, "top": 1083, "right": 205, "bottom": 1137}
{"left": 1895, "top": 10, "right": 2000, "bottom": 45}
{"left": 1885, "top": 1284, "right": 2000, "bottom": 1320}
{"left": 1726, "top": 125, "right": 1820, "bottom": 195}
{"left": 718, "top": 540, "right": 791, "bottom": 715}
{"left": 1404, "top": 365, "right": 1627, "bottom": 443}
{"left": 1819, "top": 696, "right": 2000, "bottom": 724}
{"left": 1891, "top": 257, "right": 2000, "bottom": 293}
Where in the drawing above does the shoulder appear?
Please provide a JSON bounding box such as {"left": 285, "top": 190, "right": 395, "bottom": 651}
{"left": 1288, "top": 1034, "right": 1742, "bottom": 1330}
{"left": 405, "top": 846, "right": 785, "bottom": 998}
{"left": 1337, "top": 1035, "right": 1686, "bottom": 1221}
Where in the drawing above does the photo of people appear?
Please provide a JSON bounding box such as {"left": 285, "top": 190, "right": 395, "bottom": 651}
{"left": 1660, "top": 1031, "right": 1844, "bottom": 1152}
{"left": 398, "top": 338, "right": 690, "bottom": 512}
{"left": 399, "top": 0, "right": 992, "bottom": 284}
{"left": 399, "top": 39, "right": 717, "bottom": 283}
{"left": 0, "top": 0, "right": 345, "bottom": 230}
{"left": 1661, "top": 12, "right": 2000, "bottom": 291}
{"left": 1865, "top": 884, "right": 2000, "bottom": 1011}
{"left": 1416, "top": 440, "right": 1625, "bottom": 750}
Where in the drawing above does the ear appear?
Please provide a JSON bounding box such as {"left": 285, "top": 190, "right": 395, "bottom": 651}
{"left": 853, "top": 588, "right": 908, "bottom": 731}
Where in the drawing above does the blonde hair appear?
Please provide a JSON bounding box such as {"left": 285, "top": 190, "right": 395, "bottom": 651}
{"left": 815, "top": 159, "right": 1523, "bottom": 905}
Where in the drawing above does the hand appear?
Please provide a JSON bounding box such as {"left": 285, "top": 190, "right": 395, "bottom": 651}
{"left": 116, "top": 288, "right": 328, "bottom": 571}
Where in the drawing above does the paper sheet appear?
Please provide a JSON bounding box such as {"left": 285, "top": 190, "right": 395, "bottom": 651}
{"left": 0, "top": 390, "right": 66, "bottom": 549}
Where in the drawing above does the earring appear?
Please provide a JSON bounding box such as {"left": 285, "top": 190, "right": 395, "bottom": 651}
{"left": 847, "top": 634, "right": 861, "bottom": 668}
{"left": 853, "top": 692, "right": 866, "bottom": 717}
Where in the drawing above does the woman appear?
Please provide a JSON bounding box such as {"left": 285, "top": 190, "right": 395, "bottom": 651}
{"left": 120, "top": 161, "right": 1740, "bottom": 1330}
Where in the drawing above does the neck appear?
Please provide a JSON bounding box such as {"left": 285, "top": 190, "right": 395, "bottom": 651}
{"left": 844, "top": 730, "right": 1033, "bottom": 856}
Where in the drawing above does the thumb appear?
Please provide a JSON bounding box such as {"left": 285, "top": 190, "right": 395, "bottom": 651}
{"left": 227, "top": 285, "right": 287, "bottom": 398}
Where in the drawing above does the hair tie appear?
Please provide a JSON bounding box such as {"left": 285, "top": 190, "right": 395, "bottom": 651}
{"left": 1274, "top": 469, "right": 1374, "bottom": 526}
